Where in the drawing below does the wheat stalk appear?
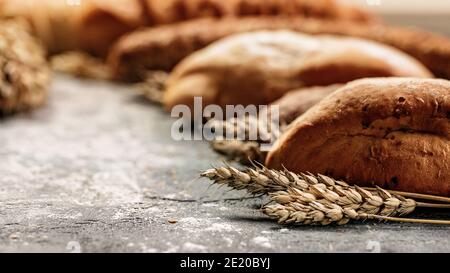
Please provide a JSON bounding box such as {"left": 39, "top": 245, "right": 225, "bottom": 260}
{"left": 51, "top": 51, "right": 112, "bottom": 80}
{"left": 209, "top": 115, "right": 283, "bottom": 164}
{"left": 263, "top": 202, "right": 450, "bottom": 226}
{"left": 133, "top": 70, "right": 168, "bottom": 104}
{"left": 201, "top": 165, "right": 450, "bottom": 225}
{"left": 210, "top": 140, "right": 267, "bottom": 164}
{"left": 208, "top": 115, "right": 280, "bottom": 144}
{"left": 0, "top": 19, "right": 51, "bottom": 115}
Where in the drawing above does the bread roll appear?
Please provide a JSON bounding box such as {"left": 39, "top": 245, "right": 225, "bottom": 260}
{"left": 109, "top": 16, "right": 450, "bottom": 81}
{"left": 0, "top": 19, "right": 51, "bottom": 114}
{"left": 163, "top": 31, "right": 432, "bottom": 111}
{"left": 266, "top": 78, "right": 450, "bottom": 196}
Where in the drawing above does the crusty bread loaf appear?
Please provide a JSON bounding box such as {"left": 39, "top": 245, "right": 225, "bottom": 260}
{"left": 0, "top": 19, "right": 51, "bottom": 115}
{"left": 163, "top": 31, "right": 432, "bottom": 112}
{"left": 109, "top": 16, "right": 450, "bottom": 81}
{"left": 266, "top": 78, "right": 450, "bottom": 196}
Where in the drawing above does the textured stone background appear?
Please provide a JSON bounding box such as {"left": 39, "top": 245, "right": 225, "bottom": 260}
{"left": 0, "top": 16, "right": 449, "bottom": 253}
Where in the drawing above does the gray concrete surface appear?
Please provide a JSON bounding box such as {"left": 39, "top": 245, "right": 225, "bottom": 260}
{"left": 1, "top": 75, "right": 449, "bottom": 253}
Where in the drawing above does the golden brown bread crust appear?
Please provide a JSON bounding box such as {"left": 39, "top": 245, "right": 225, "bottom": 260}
{"left": 163, "top": 31, "right": 432, "bottom": 111}
{"left": 0, "top": 19, "right": 51, "bottom": 115}
{"left": 271, "top": 85, "right": 342, "bottom": 125}
{"left": 266, "top": 78, "right": 450, "bottom": 196}
{"left": 109, "top": 16, "right": 450, "bottom": 81}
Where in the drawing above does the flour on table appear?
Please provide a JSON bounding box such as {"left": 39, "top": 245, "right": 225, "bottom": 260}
{"left": 251, "top": 236, "right": 272, "bottom": 248}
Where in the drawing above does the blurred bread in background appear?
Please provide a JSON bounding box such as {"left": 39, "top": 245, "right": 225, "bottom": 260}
{"left": 0, "top": 0, "right": 379, "bottom": 56}
{"left": 163, "top": 31, "right": 432, "bottom": 111}
{"left": 110, "top": 16, "right": 450, "bottom": 82}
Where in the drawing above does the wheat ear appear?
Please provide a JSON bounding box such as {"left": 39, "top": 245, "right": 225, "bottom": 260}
{"left": 201, "top": 166, "right": 450, "bottom": 225}
{"left": 263, "top": 202, "right": 450, "bottom": 226}
{"left": 51, "top": 51, "right": 112, "bottom": 80}
{"left": 209, "top": 115, "right": 283, "bottom": 164}
{"left": 133, "top": 70, "right": 168, "bottom": 104}
{"left": 208, "top": 115, "right": 279, "bottom": 144}
{"left": 210, "top": 140, "right": 267, "bottom": 164}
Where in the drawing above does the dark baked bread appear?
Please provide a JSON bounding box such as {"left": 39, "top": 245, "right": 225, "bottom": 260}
{"left": 266, "top": 78, "right": 450, "bottom": 196}
{"left": 109, "top": 16, "right": 450, "bottom": 81}
{"left": 163, "top": 31, "right": 432, "bottom": 112}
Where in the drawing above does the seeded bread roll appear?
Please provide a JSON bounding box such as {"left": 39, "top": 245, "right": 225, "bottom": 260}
{"left": 163, "top": 31, "right": 432, "bottom": 112}
{"left": 109, "top": 16, "right": 450, "bottom": 81}
{"left": 266, "top": 78, "right": 450, "bottom": 196}
{"left": 0, "top": 19, "right": 51, "bottom": 115}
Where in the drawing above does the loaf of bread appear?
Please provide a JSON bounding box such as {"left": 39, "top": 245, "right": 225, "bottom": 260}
{"left": 0, "top": 0, "right": 376, "bottom": 57}
{"left": 109, "top": 16, "right": 450, "bottom": 81}
{"left": 163, "top": 31, "right": 432, "bottom": 112}
{"left": 0, "top": 19, "right": 51, "bottom": 115}
{"left": 266, "top": 78, "right": 450, "bottom": 196}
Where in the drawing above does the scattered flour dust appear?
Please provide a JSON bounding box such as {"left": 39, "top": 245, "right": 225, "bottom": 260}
{"left": 178, "top": 217, "right": 241, "bottom": 233}
{"left": 182, "top": 242, "right": 208, "bottom": 253}
{"left": 201, "top": 203, "right": 218, "bottom": 207}
{"left": 178, "top": 217, "right": 205, "bottom": 226}
{"left": 223, "top": 237, "right": 233, "bottom": 247}
{"left": 205, "top": 223, "right": 240, "bottom": 232}
{"left": 251, "top": 236, "right": 273, "bottom": 249}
